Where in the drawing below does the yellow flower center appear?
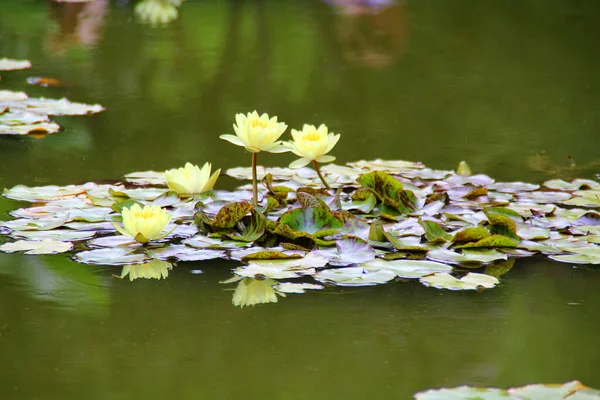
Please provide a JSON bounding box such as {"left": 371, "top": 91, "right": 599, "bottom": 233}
{"left": 304, "top": 131, "right": 321, "bottom": 141}
{"left": 250, "top": 118, "right": 268, "bottom": 129}
{"left": 133, "top": 208, "right": 156, "bottom": 219}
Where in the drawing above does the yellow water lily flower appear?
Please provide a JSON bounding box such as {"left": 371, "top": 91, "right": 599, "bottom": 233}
{"left": 165, "top": 162, "right": 220, "bottom": 195}
{"left": 232, "top": 277, "right": 282, "bottom": 308}
{"left": 285, "top": 124, "right": 341, "bottom": 168}
{"left": 113, "top": 203, "right": 173, "bottom": 243}
{"left": 120, "top": 260, "right": 173, "bottom": 281}
{"left": 220, "top": 111, "right": 288, "bottom": 153}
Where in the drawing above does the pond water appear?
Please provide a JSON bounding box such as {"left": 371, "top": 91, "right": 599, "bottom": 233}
{"left": 1, "top": 1, "right": 600, "bottom": 398}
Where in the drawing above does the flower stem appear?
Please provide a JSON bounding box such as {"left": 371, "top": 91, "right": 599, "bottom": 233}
{"left": 251, "top": 152, "right": 259, "bottom": 207}
{"left": 313, "top": 160, "right": 331, "bottom": 190}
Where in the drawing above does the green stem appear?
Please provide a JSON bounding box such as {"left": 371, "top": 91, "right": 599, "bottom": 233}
{"left": 252, "top": 152, "right": 258, "bottom": 207}
{"left": 313, "top": 160, "right": 331, "bottom": 190}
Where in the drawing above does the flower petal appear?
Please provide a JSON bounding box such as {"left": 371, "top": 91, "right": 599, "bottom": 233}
{"left": 220, "top": 134, "right": 246, "bottom": 147}
{"left": 289, "top": 158, "right": 312, "bottom": 168}
{"left": 316, "top": 155, "right": 336, "bottom": 164}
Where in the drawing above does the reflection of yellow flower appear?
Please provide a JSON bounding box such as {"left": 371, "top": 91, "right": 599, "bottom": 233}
{"left": 232, "top": 277, "right": 281, "bottom": 308}
{"left": 165, "top": 162, "right": 220, "bottom": 195}
{"left": 113, "top": 204, "right": 172, "bottom": 243}
{"left": 121, "top": 260, "right": 173, "bottom": 281}
{"left": 284, "top": 124, "right": 341, "bottom": 168}
{"left": 220, "top": 111, "right": 288, "bottom": 153}
{"left": 135, "top": 0, "right": 179, "bottom": 26}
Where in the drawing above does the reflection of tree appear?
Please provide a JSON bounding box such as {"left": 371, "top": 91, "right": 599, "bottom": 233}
{"left": 45, "top": 0, "right": 109, "bottom": 55}
{"left": 325, "top": 0, "right": 408, "bottom": 68}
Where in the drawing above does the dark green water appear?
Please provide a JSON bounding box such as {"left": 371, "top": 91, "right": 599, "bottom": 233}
{"left": 1, "top": 1, "right": 600, "bottom": 398}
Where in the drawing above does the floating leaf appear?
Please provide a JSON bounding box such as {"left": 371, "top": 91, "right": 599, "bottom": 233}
{"left": 241, "top": 251, "right": 302, "bottom": 263}
{"left": 420, "top": 272, "right": 499, "bottom": 290}
{"left": 279, "top": 206, "right": 343, "bottom": 235}
{"left": 363, "top": 258, "right": 452, "bottom": 278}
{"left": 427, "top": 248, "right": 508, "bottom": 264}
{"left": 0, "top": 239, "right": 73, "bottom": 254}
{"left": 357, "top": 171, "right": 418, "bottom": 213}
{"left": 315, "top": 267, "right": 396, "bottom": 286}
{"left": 0, "top": 58, "right": 31, "bottom": 70}
{"left": 211, "top": 201, "right": 253, "bottom": 230}
{"left": 451, "top": 226, "right": 491, "bottom": 243}
{"left": 276, "top": 282, "right": 324, "bottom": 294}
{"left": 463, "top": 186, "right": 488, "bottom": 199}
{"left": 75, "top": 248, "right": 149, "bottom": 265}
{"left": 315, "top": 237, "right": 376, "bottom": 266}
{"left": 455, "top": 235, "right": 518, "bottom": 249}
{"left": 419, "top": 219, "right": 452, "bottom": 243}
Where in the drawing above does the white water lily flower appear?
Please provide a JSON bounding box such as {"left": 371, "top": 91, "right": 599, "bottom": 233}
{"left": 165, "top": 162, "right": 220, "bottom": 195}
{"left": 120, "top": 260, "right": 173, "bottom": 281}
{"left": 220, "top": 111, "right": 288, "bottom": 153}
{"left": 232, "top": 277, "right": 283, "bottom": 307}
{"left": 113, "top": 204, "right": 173, "bottom": 243}
{"left": 284, "top": 124, "right": 340, "bottom": 168}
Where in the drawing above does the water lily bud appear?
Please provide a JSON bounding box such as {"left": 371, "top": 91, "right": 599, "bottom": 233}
{"left": 220, "top": 111, "right": 289, "bottom": 153}
{"left": 165, "top": 162, "right": 220, "bottom": 195}
{"left": 284, "top": 124, "right": 340, "bottom": 168}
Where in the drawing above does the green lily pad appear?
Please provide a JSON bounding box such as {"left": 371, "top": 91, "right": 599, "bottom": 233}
{"left": 12, "top": 229, "right": 96, "bottom": 242}
{"left": 455, "top": 234, "right": 518, "bottom": 249}
{"left": 211, "top": 201, "right": 253, "bottom": 230}
{"left": 419, "top": 219, "right": 452, "bottom": 243}
{"left": 241, "top": 251, "right": 303, "bottom": 263}
{"left": 279, "top": 206, "right": 343, "bottom": 235}
{"left": 0, "top": 239, "right": 73, "bottom": 254}
{"left": 420, "top": 272, "right": 499, "bottom": 290}
{"left": 452, "top": 226, "right": 491, "bottom": 243}
{"left": 357, "top": 171, "right": 418, "bottom": 214}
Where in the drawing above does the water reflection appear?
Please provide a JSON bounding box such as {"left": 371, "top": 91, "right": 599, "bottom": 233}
{"left": 119, "top": 259, "right": 174, "bottom": 281}
{"left": 45, "top": 0, "right": 109, "bottom": 55}
{"left": 135, "top": 0, "right": 183, "bottom": 26}
{"left": 324, "top": 0, "right": 407, "bottom": 67}
{"left": 0, "top": 253, "right": 110, "bottom": 316}
{"left": 230, "top": 276, "right": 281, "bottom": 308}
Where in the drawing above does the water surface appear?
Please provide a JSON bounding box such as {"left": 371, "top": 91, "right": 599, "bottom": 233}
{"left": 1, "top": 1, "right": 599, "bottom": 398}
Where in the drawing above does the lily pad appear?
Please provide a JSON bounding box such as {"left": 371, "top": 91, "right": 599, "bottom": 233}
{"left": 0, "top": 58, "right": 31, "bottom": 70}
{"left": 427, "top": 248, "right": 508, "bottom": 264}
{"left": 75, "top": 247, "right": 149, "bottom": 265}
{"left": 0, "top": 239, "right": 73, "bottom": 254}
{"left": 279, "top": 206, "right": 343, "bottom": 235}
{"left": 276, "top": 282, "right": 324, "bottom": 294}
{"left": 315, "top": 237, "right": 376, "bottom": 266}
{"left": 315, "top": 267, "right": 396, "bottom": 286}
{"left": 362, "top": 258, "right": 452, "bottom": 278}
{"left": 420, "top": 272, "right": 499, "bottom": 290}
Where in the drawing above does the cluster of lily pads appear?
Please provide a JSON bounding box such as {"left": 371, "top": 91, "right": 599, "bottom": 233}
{"left": 414, "top": 380, "right": 600, "bottom": 399}
{"left": 2, "top": 147, "right": 600, "bottom": 307}
{"left": 0, "top": 58, "right": 104, "bottom": 136}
